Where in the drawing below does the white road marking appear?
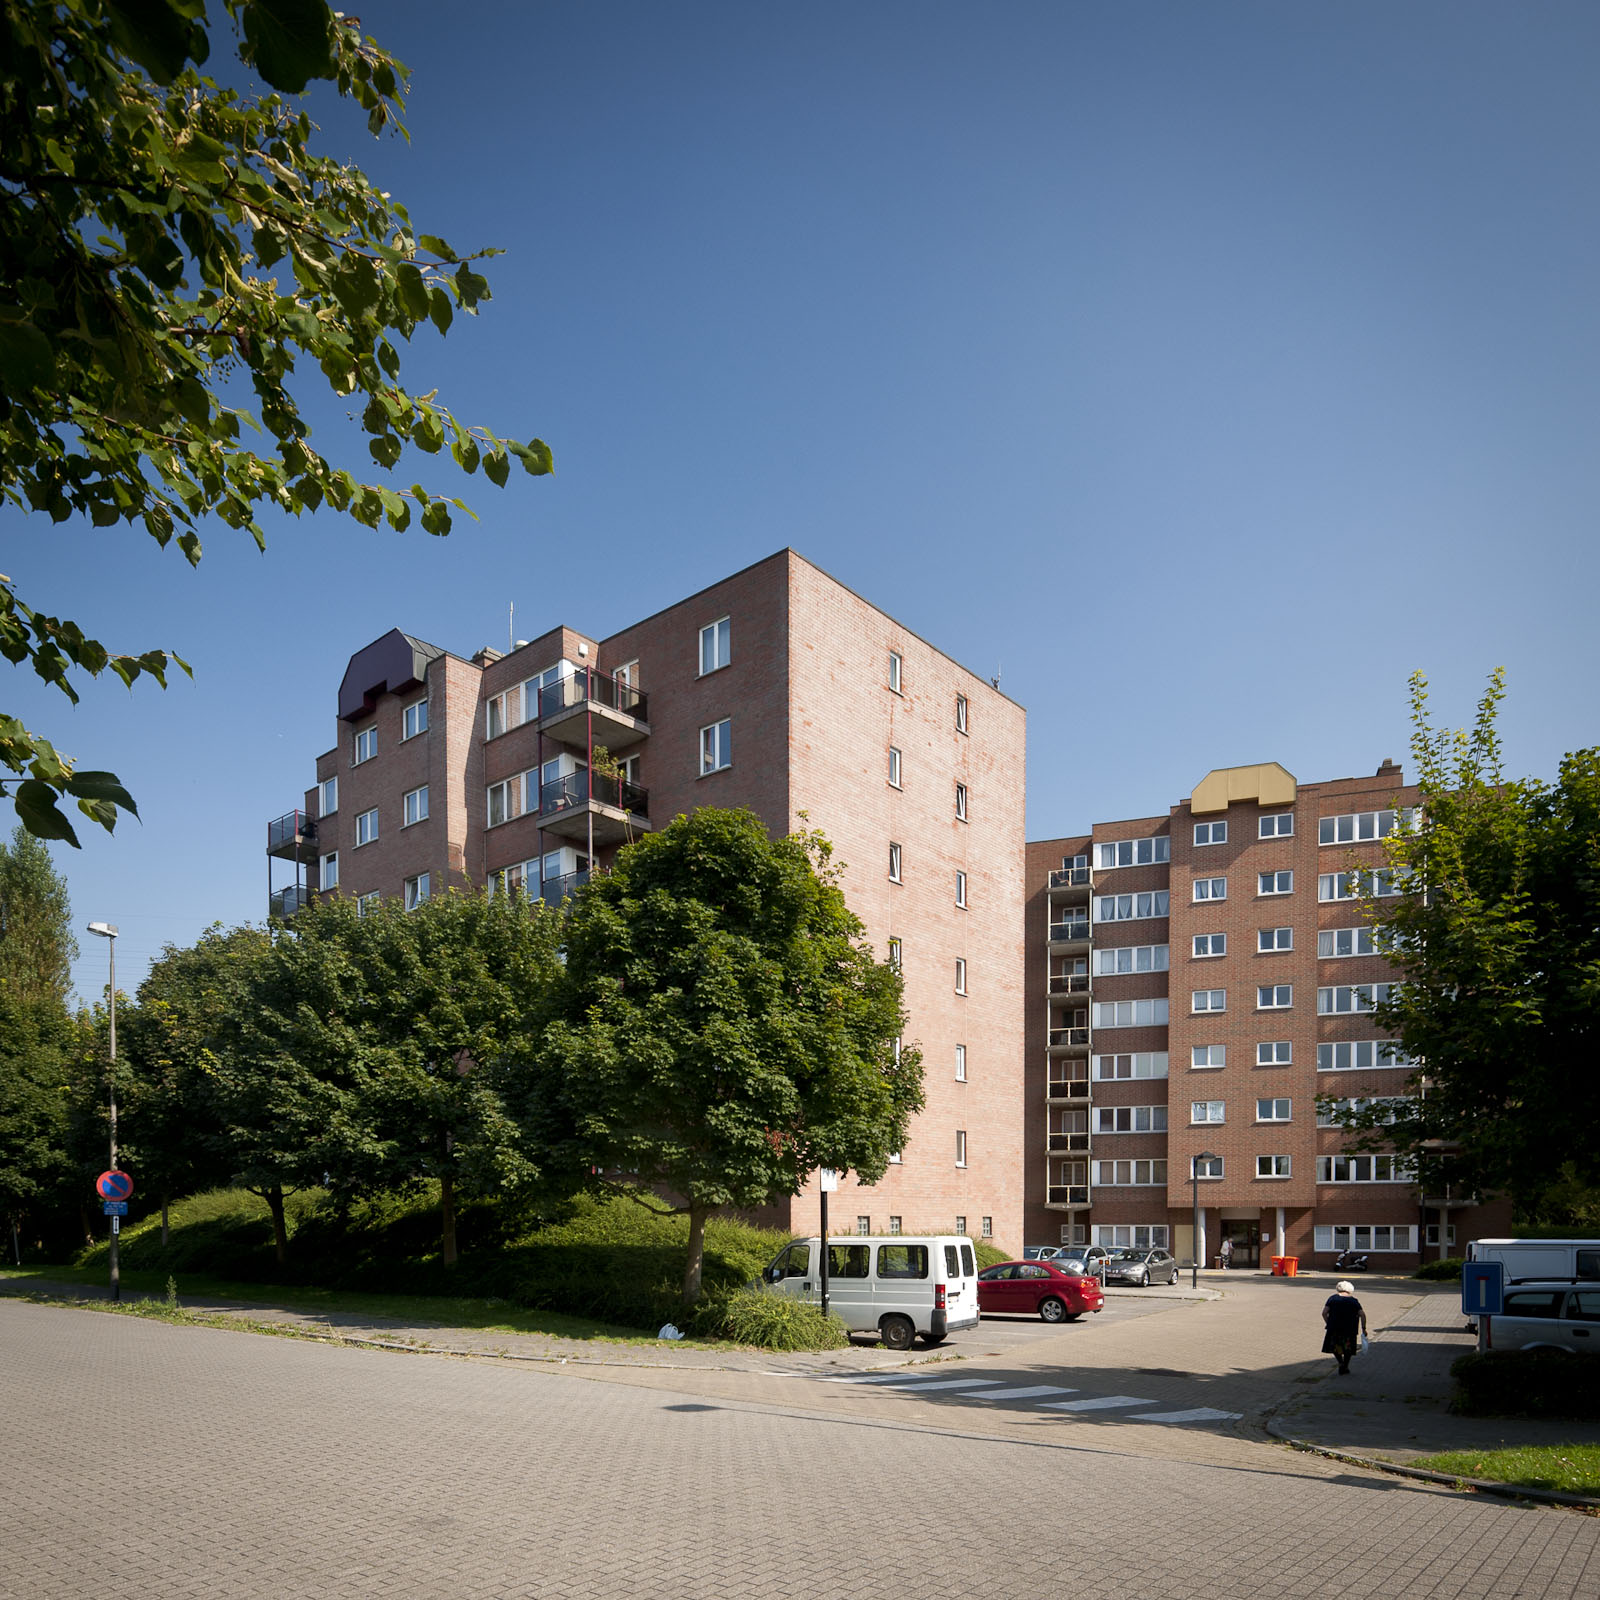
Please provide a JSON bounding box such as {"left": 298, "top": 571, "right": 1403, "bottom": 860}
{"left": 877, "top": 1377, "right": 1004, "bottom": 1392}
{"left": 1040, "top": 1395, "right": 1155, "bottom": 1411}
{"left": 972, "top": 1386, "right": 1078, "bottom": 1401}
{"left": 820, "top": 1372, "right": 943, "bottom": 1384}
{"left": 1127, "top": 1407, "right": 1242, "bottom": 1424}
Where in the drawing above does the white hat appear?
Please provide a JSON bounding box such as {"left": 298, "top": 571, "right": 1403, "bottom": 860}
{"left": 1336, "top": 1280, "right": 1355, "bottom": 1294}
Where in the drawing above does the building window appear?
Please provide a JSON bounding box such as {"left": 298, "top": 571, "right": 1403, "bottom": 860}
{"left": 1320, "top": 809, "right": 1417, "bottom": 845}
{"left": 955, "top": 1215, "right": 967, "bottom": 1236}
{"left": 888, "top": 842, "right": 902, "bottom": 883}
{"left": 1258, "top": 870, "right": 1293, "bottom": 896}
{"left": 353, "top": 725, "right": 377, "bottom": 764}
{"left": 1316, "top": 1224, "right": 1417, "bottom": 1253}
{"left": 954, "top": 957, "right": 967, "bottom": 994}
{"left": 955, "top": 870, "right": 967, "bottom": 908}
{"left": 1191, "top": 1101, "right": 1225, "bottom": 1124}
{"left": 319, "top": 775, "right": 338, "bottom": 815}
{"left": 1194, "top": 820, "right": 1227, "bottom": 846}
{"left": 1191, "top": 1045, "right": 1226, "bottom": 1069}
{"left": 1318, "top": 1097, "right": 1405, "bottom": 1128}
{"left": 1094, "top": 891, "right": 1170, "bottom": 922}
{"left": 1260, "top": 813, "right": 1294, "bottom": 838}
{"left": 356, "top": 890, "right": 380, "bottom": 917}
{"left": 1318, "top": 983, "right": 1394, "bottom": 1015}
{"left": 403, "top": 872, "right": 430, "bottom": 910}
{"left": 1094, "top": 1159, "right": 1167, "bottom": 1187}
{"left": 1193, "top": 877, "right": 1226, "bottom": 902}
{"left": 887, "top": 746, "right": 902, "bottom": 788}
{"left": 1258, "top": 927, "right": 1293, "bottom": 952}
{"left": 955, "top": 782, "right": 968, "bottom": 821}
{"left": 857, "top": 1216, "right": 871, "bottom": 1236}
{"left": 1317, "top": 1155, "right": 1412, "bottom": 1184}
{"left": 1256, "top": 1097, "right": 1291, "bottom": 1122}
{"left": 1095, "top": 1105, "right": 1167, "bottom": 1133}
{"left": 485, "top": 691, "right": 510, "bottom": 740}
{"left": 1096, "top": 943, "right": 1169, "bottom": 974}
{"left": 1191, "top": 989, "right": 1226, "bottom": 1014}
{"left": 1096, "top": 836, "right": 1170, "bottom": 870}
{"left": 614, "top": 659, "right": 639, "bottom": 690}
{"left": 888, "top": 1216, "right": 902, "bottom": 1236}
{"left": 1257, "top": 1040, "right": 1292, "bottom": 1065}
{"left": 1319, "top": 1040, "right": 1412, "bottom": 1071}
{"left": 1193, "top": 933, "right": 1226, "bottom": 958}
{"left": 981, "top": 1216, "right": 992, "bottom": 1238}
{"left": 320, "top": 852, "right": 338, "bottom": 890}
{"left": 955, "top": 694, "right": 968, "bottom": 734}
{"left": 1257, "top": 984, "right": 1293, "bottom": 1009}
{"left": 889, "top": 1149, "right": 902, "bottom": 1164}
{"left": 1319, "top": 927, "right": 1376, "bottom": 958}
{"left": 1319, "top": 869, "right": 1401, "bottom": 901}
{"left": 355, "top": 807, "right": 378, "bottom": 847}
{"left": 487, "top": 779, "right": 516, "bottom": 828}
{"left": 887, "top": 937, "right": 902, "bottom": 969}
{"left": 1095, "top": 1224, "right": 1169, "bottom": 1249}
{"left": 403, "top": 785, "right": 429, "bottom": 827}
{"left": 1094, "top": 997, "right": 1169, "bottom": 1027}
{"left": 955, "top": 1130, "right": 967, "bottom": 1168}
{"left": 954, "top": 1044, "right": 967, "bottom": 1082}
{"left": 888, "top": 650, "right": 902, "bottom": 693}
{"left": 699, "top": 719, "right": 732, "bottom": 775}
{"left": 1191, "top": 1155, "right": 1224, "bottom": 1179}
{"left": 1425, "top": 1224, "right": 1457, "bottom": 1248}
{"left": 402, "top": 700, "right": 429, "bottom": 740}
{"left": 699, "top": 616, "right": 731, "bottom": 676}
{"left": 1257, "top": 1155, "right": 1292, "bottom": 1178}
{"left": 1093, "top": 1052, "right": 1169, "bottom": 1080}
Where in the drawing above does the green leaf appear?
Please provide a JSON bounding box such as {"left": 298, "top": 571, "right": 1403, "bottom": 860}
{"left": 369, "top": 434, "right": 403, "bottom": 469}
{"left": 63, "top": 771, "right": 140, "bottom": 819}
{"left": 395, "top": 262, "right": 430, "bottom": 320}
{"left": 104, "top": 0, "right": 209, "bottom": 86}
{"left": 241, "top": 0, "right": 338, "bottom": 94}
{"left": 13, "top": 781, "right": 81, "bottom": 847}
{"left": 452, "top": 433, "right": 480, "bottom": 474}
{"left": 0, "top": 322, "right": 56, "bottom": 392}
{"left": 420, "top": 499, "right": 452, "bottom": 536}
{"left": 173, "top": 378, "right": 210, "bottom": 427}
{"left": 483, "top": 451, "right": 509, "bottom": 488}
{"left": 418, "top": 235, "right": 455, "bottom": 260}
{"left": 429, "top": 287, "right": 453, "bottom": 334}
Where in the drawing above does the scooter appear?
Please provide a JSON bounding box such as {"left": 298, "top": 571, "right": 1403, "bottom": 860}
{"left": 1334, "top": 1249, "right": 1370, "bottom": 1272}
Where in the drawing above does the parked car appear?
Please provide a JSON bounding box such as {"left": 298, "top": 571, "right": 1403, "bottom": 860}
{"left": 976, "top": 1260, "right": 1105, "bottom": 1323}
{"left": 1049, "top": 1244, "right": 1112, "bottom": 1274}
{"left": 1021, "top": 1246, "right": 1060, "bottom": 1260}
{"left": 762, "top": 1236, "right": 979, "bottom": 1349}
{"left": 1101, "top": 1247, "right": 1181, "bottom": 1287}
{"left": 1481, "top": 1283, "right": 1600, "bottom": 1352}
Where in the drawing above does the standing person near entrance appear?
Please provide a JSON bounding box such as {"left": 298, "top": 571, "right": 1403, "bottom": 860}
{"left": 1219, "top": 1236, "right": 1233, "bottom": 1271}
{"left": 1322, "top": 1280, "right": 1368, "bottom": 1374}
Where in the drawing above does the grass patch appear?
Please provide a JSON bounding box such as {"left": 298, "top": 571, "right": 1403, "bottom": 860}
{"left": 1409, "top": 1444, "right": 1600, "bottom": 1497}
{"left": 688, "top": 1287, "right": 849, "bottom": 1350}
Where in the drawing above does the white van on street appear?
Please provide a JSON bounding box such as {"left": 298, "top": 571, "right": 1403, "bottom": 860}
{"left": 762, "top": 1235, "right": 980, "bottom": 1349}
{"left": 1467, "top": 1238, "right": 1600, "bottom": 1284}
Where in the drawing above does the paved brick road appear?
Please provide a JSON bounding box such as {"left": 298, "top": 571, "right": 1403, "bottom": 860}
{"left": 4, "top": 1299, "right": 1598, "bottom": 1599}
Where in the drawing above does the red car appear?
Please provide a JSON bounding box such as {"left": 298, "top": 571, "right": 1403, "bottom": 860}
{"left": 977, "top": 1259, "right": 1105, "bottom": 1323}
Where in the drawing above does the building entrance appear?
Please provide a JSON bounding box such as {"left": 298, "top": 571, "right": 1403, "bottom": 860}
{"left": 1221, "top": 1220, "right": 1260, "bottom": 1269}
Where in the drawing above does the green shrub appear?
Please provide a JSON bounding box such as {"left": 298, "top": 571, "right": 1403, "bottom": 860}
{"left": 76, "top": 1188, "right": 328, "bottom": 1279}
{"left": 1450, "top": 1349, "right": 1600, "bottom": 1419}
{"left": 1413, "top": 1256, "right": 1466, "bottom": 1281}
{"left": 688, "top": 1287, "right": 849, "bottom": 1350}
{"left": 973, "top": 1241, "right": 1009, "bottom": 1270}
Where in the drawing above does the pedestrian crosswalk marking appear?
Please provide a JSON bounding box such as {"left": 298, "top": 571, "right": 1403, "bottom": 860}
{"left": 972, "top": 1385, "right": 1077, "bottom": 1401}
{"left": 820, "top": 1372, "right": 941, "bottom": 1385}
{"left": 875, "top": 1377, "right": 1002, "bottom": 1392}
{"left": 1040, "top": 1394, "right": 1154, "bottom": 1411}
{"left": 1127, "top": 1407, "right": 1241, "bottom": 1424}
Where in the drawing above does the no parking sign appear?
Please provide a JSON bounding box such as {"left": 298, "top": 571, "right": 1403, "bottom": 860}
{"left": 96, "top": 1170, "right": 134, "bottom": 1202}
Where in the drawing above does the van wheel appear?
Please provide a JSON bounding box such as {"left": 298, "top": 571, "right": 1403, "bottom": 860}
{"left": 881, "top": 1315, "right": 915, "bottom": 1351}
{"left": 1039, "top": 1296, "right": 1067, "bottom": 1323}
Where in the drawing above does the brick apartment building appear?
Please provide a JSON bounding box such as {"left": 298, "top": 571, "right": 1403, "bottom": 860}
{"left": 1024, "top": 760, "right": 1510, "bottom": 1271}
{"left": 267, "top": 549, "right": 1027, "bottom": 1248}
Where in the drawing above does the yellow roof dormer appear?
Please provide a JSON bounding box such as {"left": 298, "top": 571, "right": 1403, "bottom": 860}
{"left": 1190, "top": 762, "right": 1297, "bottom": 815}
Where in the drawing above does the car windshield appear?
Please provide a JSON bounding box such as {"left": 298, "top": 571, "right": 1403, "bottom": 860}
{"left": 1108, "top": 1249, "right": 1148, "bottom": 1261}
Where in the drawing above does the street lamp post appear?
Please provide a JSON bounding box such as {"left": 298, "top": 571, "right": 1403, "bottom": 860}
{"left": 87, "top": 921, "right": 119, "bottom": 1302}
{"left": 1191, "top": 1151, "right": 1219, "bottom": 1290}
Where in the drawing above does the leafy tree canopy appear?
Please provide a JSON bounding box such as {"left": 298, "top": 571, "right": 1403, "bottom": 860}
{"left": 1, "top": 0, "right": 550, "bottom": 845}
{"left": 0, "top": 824, "right": 77, "bottom": 1005}
{"left": 1353, "top": 671, "right": 1600, "bottom": 1211}
{"left": 528, "top": 808, "right": 924, "bottom": 1304}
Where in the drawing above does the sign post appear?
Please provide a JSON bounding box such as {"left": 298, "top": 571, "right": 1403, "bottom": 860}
{"left": 819, "top": 1168, "right": 839, "bottom": 1320}
{"left": 96, "top": 1169, "right": 134, "bottom": 1301}
{"left": 1462, "top": 1261, "right": 1503, "bottom": 1353}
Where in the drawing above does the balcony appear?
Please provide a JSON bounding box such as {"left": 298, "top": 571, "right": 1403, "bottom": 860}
{"left": 1047, "top": 1075, "right": 1090, "bottom": 1101}
{"left": 1048, "top": 1131, "right": 1091, "bottom": 1153}
{"left": 269, "top": 884, "right": 311, "bottom": 918}
{"left": 266, "top": 809, "right": 318, "bottom": 863}
{"left": 1047, "top": 1186, "right": 1090, "bottom": 1208}
{"left": 539, "top": 770, "right": 651, "bottom": 846}
{"left": 1049, "top": 972, "right": 1092, "bottom": 998}
{"left": 1048, "top": 920, "right": 1091, "bottom": 953}
{"left": 536, "top": 667, "right": 651, "bottom": 752}
{"left": 538, "top": 868, "right": 591, "bottom": 907}
{"left": 1048, "top": 1026, "right": 1091, "bottom": 1056}
{"left": 1048, "top": 866, "right": 1092, "bottom": 904}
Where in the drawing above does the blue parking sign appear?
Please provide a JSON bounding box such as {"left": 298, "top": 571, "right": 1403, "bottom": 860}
{"left": 1462, "top": 1261, "right": 1503, "bottom": 1317}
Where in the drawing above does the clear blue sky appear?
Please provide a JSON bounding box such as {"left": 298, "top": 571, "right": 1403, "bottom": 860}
{"left": 5, "top": 1, "right": 1597, "bottom": 1003}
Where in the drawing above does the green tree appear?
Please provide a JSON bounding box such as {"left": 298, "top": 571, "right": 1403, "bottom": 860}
{"left": 526, "top": 809, "right": 924, "bottom": 1306}
{"left": 1, "top": 1, "right": 551, "bottom": 845}
{"left": 0, "top": 825, "right": 77, "bottom": 1004}
{"left": 1352, "top": 671, "right": 1600, "bottom": 1212}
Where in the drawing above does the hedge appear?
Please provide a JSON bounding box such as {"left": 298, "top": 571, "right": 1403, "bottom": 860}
{"left": 1450, "top": 1349, "right": 1600, "bottom": 1419}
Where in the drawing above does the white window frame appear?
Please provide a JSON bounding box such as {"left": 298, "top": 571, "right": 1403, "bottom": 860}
{"left": 1093, "top": 1159, "right": 1167, "bottom": 1188}
{"left": 402, "top": 785, "right": 429, "bottom": 827}
{"left": 857, "top": 1216, "right": 871, "bottom": 1237}
{"left": 1256, "top": 1155, "right": 1292, "bottom": 1178}
{"left": 1318, "top": 1040, "right": 1413, "bottom": 1071}
{"left": 1319, "top": 927, "right": 1376, "bottom": 959}
{"left": 1193, "top": 933, "right": 1226, "bottom": 958}
{"left": 1094, "top": 1105, "right": 1167, "bottom": 1134}
{"left": 1258, "top": 870, "right": 1293, "bottom": 896}
{"left": 1316, "top": 1154, "right": 1413, "bottom": 1184}
{"left": 1319, "top": 868, "right": 1402, "bottom": 902}
{"left": 981, "top": 1216, "right": 993, "bottom": 1239}
{"left": 319, "top": 775, "right": 338, "bottom": 815}
{"left": 955, "top": 694, "right": 968, "bottom": 734}
{"left": 1095, "top": 1224, "right": 1169, "bottom": 1249}
{"left": 1191, "top": 1155, "right": 1224, "bottom": 1179}
{"left": 1316, "top": 1225, "right": 1417, "bottom": 1253}
{"left": 1318, "top": 983, "right": 1395, "bottom": 1015}
{"left": 698, "top": 616, "right": 731, "bottom": 676}
{"left": 353, "top": 725, "right": 377, "bottom": 764}
{"left": 1259, "top": 813, "right": 1294, "bottom": 838}
{"left": 320, "top": 852, "right": 338, "bottom": 890}
{"left": 1093, "top": 998, "right": 1169, "bottom": 1028}
{"left": 1191, "top": 1045, "right": 1225, "bottom": 1069}
{"left": 355, "top": 807, "right": 378, "bottom": 847}
{"left": 1424, "top": 1224, "right": 1457, "bottom": 1248}
{"left": 888, "top": 650, "right": 903, "bottom": 694}
{"left": 356, "top": 890, "right": 381, "bottom": 917}
{"left": 1319, "top": 809, "right": 1417, "bottom": 846}
{"left": 1193, "top": 820, "right": 1227, "bottom": 846}
{"left": 954, "top": 1044, "right": 967, "bottom": 1082}
{"left": 1191, "top": 1101, "right": 1225, "bottom": 1124}
{"left": 1256, "top": 1097, "right": 1291, "bottom": 1122}
{"left": 955, "top": 1129, "right": 967, "bottom": 1168}
{"left": 699, "top": 718, "right": 732, "bottom": 775}
{"left": 402, "top": 699, "right": 429, "bottom": 740}
{"left": 955, "top": 870, "right": 967, "bottom": 908}
{"left": 1258, "top": 927, "right": 1293, "bottom": 952}
{"left": 1257, "top": 1040, "right": 1292, "bottom": 1065}
{"left": 1094, "top": 891, "right": 1171, "bottom": 923}
{"left": 1093, "top": 1052, "right": 1169, "bottom": 1081}
{"left": 888, "top": 937, "right": 902, "bottom": 970}
{"left": 1191, "top": 989, "right": 1226, "bottom": 1014}
{"left": 403, "top": 872, "right": 430, "bottom": 910}
{"left": 888, "top": 842, "right": 902, "bottom": 883}
{"left": 1193, "top": 876, "right": 1226, "bottom": 902}
{"left": 887, "top": 746, "right": 902, "bottom": 788}
{"left": 1095, "top": 943, "right": 1169, "bottom": 975}
{"left": 954, "top": 957, "right": 967, "bottom": 995}
{"left": 1257, "top": 984, "right": 1293, "bottom": 1010}
{"left": 955, "top": 782, "right": 968, "bottom": 822}
{"left": 1096, "top": 836, "right": 1171, "bottom": 870}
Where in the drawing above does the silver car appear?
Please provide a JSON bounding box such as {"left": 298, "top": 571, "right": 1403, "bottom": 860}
{"left": 1049, "top": 1244, "right": 1112, "bottom": 1276}
{"left": 1101, "top": 1247, "right": 1180, "bottom": 1287}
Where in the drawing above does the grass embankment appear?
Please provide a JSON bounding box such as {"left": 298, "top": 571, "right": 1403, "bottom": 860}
{"left": 13, "top": 1186, "right": 849, "bottom": 1348}
{"left": 1408, "top": 1445, "right": 1600, "bottom": 1497}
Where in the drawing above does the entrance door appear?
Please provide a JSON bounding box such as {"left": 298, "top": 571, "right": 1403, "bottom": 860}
{"left": 1222, "top": 1220, "right": 1259, "bottom": 1269}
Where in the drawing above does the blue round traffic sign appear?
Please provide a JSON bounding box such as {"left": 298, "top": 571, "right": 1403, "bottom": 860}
{"left": 96, "top": 1170, "right": 133, "bottom": 1201}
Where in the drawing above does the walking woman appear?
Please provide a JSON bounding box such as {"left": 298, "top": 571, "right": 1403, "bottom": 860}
{"left": 1322, "top": 1279, "right": 1369, "bottom": 1374}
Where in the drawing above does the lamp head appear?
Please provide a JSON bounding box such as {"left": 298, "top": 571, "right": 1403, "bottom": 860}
{"left": 87, "top": 921, "right": 118, "bottom": 939}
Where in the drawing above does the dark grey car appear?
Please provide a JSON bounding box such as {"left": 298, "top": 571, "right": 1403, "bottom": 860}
{"left": 1101, "top": 1247, "right": 1180, "bottom": 1287}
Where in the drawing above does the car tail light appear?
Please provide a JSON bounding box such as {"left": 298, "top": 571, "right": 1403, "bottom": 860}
{"left": 934, "top": 1283, "right": 947, "bottom": 1311}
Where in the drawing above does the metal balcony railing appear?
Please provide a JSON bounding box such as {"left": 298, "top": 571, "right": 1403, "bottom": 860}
{"left": 1048, "top": 1132, "right": 1091, "bottom": 1153}
{"left": 1050, "top": 973, "right": 1091, "bottom": 996}
{"left": 1049, "top": 920, "right": 1090, "bottom": 942}
{"left": 1049, "top": 867, "right": 1092, "bottom": 889}
{"left": 1048, "top": 1186, "right": 1090, "bottom": 1206}
{"left": 538, "top": 869, "right": 591, "bottom": 907}
{"left": 1050, "top": 1027, "right": 1091, "bottom": 1048}
{"left": 1048, "top": 1076, "right": 1090, "bottom": 1098}
{"left": 267, "top": 810, "right": 317, "bottom": 853}
{"left": 540, "top": 770, "right": 650, "bottom": 820}
{"left": 537, "top": 666, "right": 648, "bottom": 725}
{"left": 269, "top": 884, "right": 311, "bottom": 918}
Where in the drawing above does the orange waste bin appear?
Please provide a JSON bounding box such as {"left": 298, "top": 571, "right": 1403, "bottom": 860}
{"left": 1282, "top": 1256, "right": 1299, "bottom": 1277}
{"left": 1270, "top": 1255, "right": 1286, "bottom": 1276}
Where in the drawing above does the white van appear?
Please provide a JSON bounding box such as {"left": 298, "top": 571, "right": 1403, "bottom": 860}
{"left": 762, "top": 1236, "right": 980, "bottom": 1349}
{"left": 1467, "top": 1238, "right": 1600, "bottom": 1284}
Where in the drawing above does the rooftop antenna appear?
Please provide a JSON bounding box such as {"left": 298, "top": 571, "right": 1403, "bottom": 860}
{"left": 508, "top": 601, "right": 514, "bottom": 655}
{"left": 991, "top": 661, "right": 1002, "bottom": 690}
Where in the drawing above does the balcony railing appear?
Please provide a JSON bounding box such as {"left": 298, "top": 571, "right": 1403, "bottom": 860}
{"left": 1047, "top": 1076, "right": 1090, "bottom": 1099}
{"left": 1048, "top": 1186, "right": 1090, "bottom": 1206}
{"left": 537, "top": 666, "right": 648, "bottom": 725}
{"left": 1049, "top": 920, "right": 1091, "bottom": 944}
{"left": 1049, "top": 867, "right": 1092, "bottom": 889}
{"left": 267, "top": 809, "right": 317, "bottom": 853}
{"left": 269, "top": 884, "right": 311, "bottom": 918}
{"left": 540, "top": 770, "right": 650, "bottom": 820}
{"left": 538, "top": 869, "right": 591, "bottom": 907}
{"left": 1050, "top": 973, "right": 1091, "bottom": 996}
{"left": 1049, "top": 1027, "right": 1090, "bottom": 1049}
{"left": 1048, "top": 1132, "right": 1090, "bottom": 1153}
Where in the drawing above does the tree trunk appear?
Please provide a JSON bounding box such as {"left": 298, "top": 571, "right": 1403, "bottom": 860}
{"left": 161, "top": 1196, "right": 170, "bottom": 1249}
{"left": 681, "top": 1203, "right": 711, "bottom": 1306}
{"left": 265, "top": 1185, "right": 289, "bottom": 1266}
{"left": 440, "top": 1172, "right": 458, "bottom": 1267}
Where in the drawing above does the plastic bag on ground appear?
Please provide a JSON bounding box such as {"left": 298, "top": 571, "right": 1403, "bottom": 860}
{"left": 657, "top": 1323, "right": 685, "bottom": 1341}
